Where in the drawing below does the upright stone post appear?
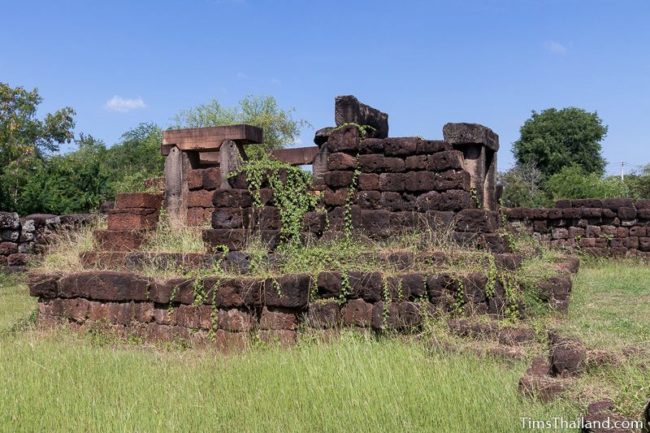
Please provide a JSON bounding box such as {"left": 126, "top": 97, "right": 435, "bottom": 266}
{"left": 443, "top": 123, "right": 499, "bottom": 211}
{"left": 219, "top": 140, "right": 245, "bottom": 189}
{"left": 163, "top": 146, "right": 186, "bottom": 226}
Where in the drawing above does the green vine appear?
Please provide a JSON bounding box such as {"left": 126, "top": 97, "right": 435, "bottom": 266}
{"left": 381, "top": 277, "right": 391, "bottom": 330}
{"left": 339, "top": 271, "right": 351, "bottom": 303}
{"left": 232, "top": 156, "right": 319, "bottom": 247}
{"left": 485, "top": 254, "right": 498, "bottom": 299}
{"left": 332, "top": 122, "right": 376, "bottom": 139}
{"left": 192, "top": 277, "right": 206, "bottom": 306}
{"left": 167, "top": 285, "right": 179, "bottom": 318}
{"left": 209, "top": 285, "right": 218, "bottom": 341}
{"left": 343, "top": 163, "right": 361, "bottom": 242}
{"left": 501, "top": 273, "right": 521, "bottom": 321}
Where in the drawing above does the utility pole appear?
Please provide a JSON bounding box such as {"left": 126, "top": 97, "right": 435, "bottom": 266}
{"left": 620, "top": 161, "right": 625, "bottom": 181}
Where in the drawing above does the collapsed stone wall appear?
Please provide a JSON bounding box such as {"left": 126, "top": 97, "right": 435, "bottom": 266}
{"left": 506, "top": 198, "right": 650, "bottom": 257}
{"left": 203, "top": 123, "right": 505, "bottom": 252}
{"left": 0, "top": 212, "right": 95, "bottom": 272}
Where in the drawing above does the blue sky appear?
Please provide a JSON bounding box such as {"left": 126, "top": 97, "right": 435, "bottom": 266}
{"left": 1, "top": 0, "right": 648, "bottom": 174}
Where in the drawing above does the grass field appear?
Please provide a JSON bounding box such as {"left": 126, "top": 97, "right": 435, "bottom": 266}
{"left": 0, "top": 261, "right": 648, "bottom": 433}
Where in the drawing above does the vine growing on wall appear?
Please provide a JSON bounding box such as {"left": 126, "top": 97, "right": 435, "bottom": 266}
{"left": 231, "top": 155, "right": 319, "bottom": 247}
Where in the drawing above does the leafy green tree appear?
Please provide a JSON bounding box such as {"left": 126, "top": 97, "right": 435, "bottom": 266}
{"left": 499, "top": 163, "right": 549, "bottom": 207}
{"left": 11, "top": 124, "right": 164, "bottom": 214}
{"left": 14, "top": 134, "right": 110, "bottom": 214}
{"left": 0, "top": 82, "right": 75, "bottom": 210}
{"left": 513, "top": 107, "right": 608, "bottom": 178}
{"left": 173, "top": 96, "right": 309, "bottom": 152}
{"left": 102, "top": 123, "right": 164, "bottom": 193}
{"left": 545, "top": 165, "right": 628, "bottom": 200}
{"left": 624, "top": 164, "right": 650, "bottom": 199}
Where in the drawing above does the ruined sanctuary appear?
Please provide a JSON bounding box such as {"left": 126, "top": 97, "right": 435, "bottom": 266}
{"left": 16, "top": 95, "right": 593, "bottom": 350}
{"left": 0, "top": 95, "right": 640, "bottom": 354}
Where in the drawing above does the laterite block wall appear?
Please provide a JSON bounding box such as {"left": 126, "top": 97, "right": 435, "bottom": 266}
{"left": 203, "top": 124, "right": 505, "bottom": 252}
{"left": 0, "top": 212, "right": 94, "bottom": 272}
{"left": 28, "top": 255, "right": 576, "bottom": 346}
{"left": 506, "top": 198, "right": 650, "bottom": 257}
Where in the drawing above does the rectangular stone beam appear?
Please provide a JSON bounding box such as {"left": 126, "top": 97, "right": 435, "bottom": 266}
{"left": 162, "top": 124, "right": 263, "bottom": 155}
{"left": 192, "top": 146, "right": 320, "bottom": 167}
{"left": 271, "top": 146, "right": 320, "bottom": 165}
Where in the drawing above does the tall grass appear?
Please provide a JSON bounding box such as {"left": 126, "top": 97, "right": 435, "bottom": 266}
{"left": 32, "top": 221, "right": 101, "bottom": 274}
{"left": 0, "top": 330, "right": 579, "bottom": 433}
{"left": 0, "top": 271, "right": 583, "bottom": 433}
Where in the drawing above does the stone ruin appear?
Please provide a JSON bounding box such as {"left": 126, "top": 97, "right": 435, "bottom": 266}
{"left": 26, "top": 96, "right": 578, "bottom": 347}
{"left": 160, "top": 95, "right": 502, "bottom": 251}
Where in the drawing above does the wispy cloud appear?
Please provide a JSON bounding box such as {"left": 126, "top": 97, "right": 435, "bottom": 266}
{"left": 544, "top": 40, "right": 568, "bottom": 55}
{"left": 104, "top": 95, "right": 147, "bottom": 112}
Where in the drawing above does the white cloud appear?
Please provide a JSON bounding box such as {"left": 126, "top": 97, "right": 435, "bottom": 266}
{"left": 544, "top": 40, "right": 568, "bottom": 55}
{"left": 104, "top": 95, "right": 147, "bottom": 112}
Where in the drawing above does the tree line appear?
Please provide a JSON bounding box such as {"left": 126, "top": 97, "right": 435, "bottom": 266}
{"left": 0, "top": 82, "right": 305, "bottom": 215}
{"left": 0, "top": 81, "right": 648, "bottom": 214}
{"left": 501, "top": 107, "right": 649, "bottom": 207}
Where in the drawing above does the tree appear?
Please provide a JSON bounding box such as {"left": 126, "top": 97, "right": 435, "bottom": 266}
{"left": 173, "top": 96, "right": 309, "bottom": 152}
{"left": 498, "top": 163, "right": 549, "bottom": 207}
{"left": 625, "top": 164, "right": 650, "bottom": 199}
{"left": 513, "top": 107, "right": 607, "bottom": 178}
{"left": 545, "top": 165, "right": 628, "bottom": 200}
{"left": 102, "top": 123, "right": 164, "bottom": 193}
{"left": 0, "top": 82, "right": 75, "bottom": 210}
{"left": 16, "top": 134, "right": 110, "bottom": 214}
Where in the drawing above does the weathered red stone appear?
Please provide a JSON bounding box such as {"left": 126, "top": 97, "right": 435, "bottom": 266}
{"left": 115, "top": 193, "right": 163, "bottom": 210}
{"left": 358, "top": 173, "right": 379, "bottom": 190}
{"left": 264, "top": 273, "right": 311, "bottom": 308}
{"left": 358, "top": 155, "right": 405, "bottom": 173}
{"left": 326, "top": 124, "right": 360, "bottom": 153}
{"left": 0, "top": 242, "right": 17, "bottom": 255}
{"left": 259, "top": 306, "right": 297, "bottom": 330}
{"left": 203, "top": 277, "right": 264, "bottom": 307}
{"left": 324, "top": 188, "right": 348, "bottom": 206}
{"left": 28, "top": 273, "right": 59, "bottom": 298}
{"left": 187, "top": 190, "right": 214, "bottom": 208}
{"left": 7, "top": 253, "right": 29, "bottom": 266}
{"left": 327, "top": 152, "right": 358, "bottom": 170}
{"left": 324, "top": 171, "right": 355, "bottom": 188}
{"left": 58, "top": 271, "right": 150, "bottom": 302}
{"left": 211, "top": 208, "right": 250, "bottom": 229}
{"left": 94, "top": 230, "right": 147, "bottom": 252}
{"left": 217, "top": 308, "right": 254, "bottom": 331}
{"left": 307, "top": 301, "right": 340, "bottom": 328}
{"left": 107, "top": 209, "right": 159, "bottom": 231}
{"left": 348, "top": 271, "right": 383, "bottom": 302}
{"left": 212, "top": 189, "right": 252, "bottom": 208}
{"left": 341, "top": 298, "right": 373, "bottom": 327}
{"left": 317, "top": 272, "right": 341, "bottom": 298}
